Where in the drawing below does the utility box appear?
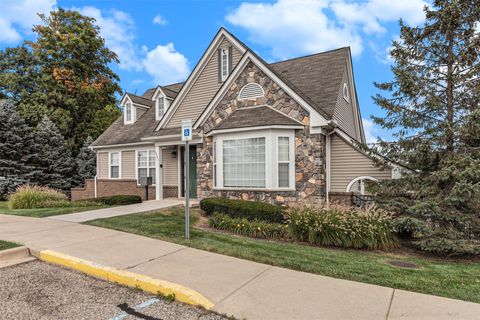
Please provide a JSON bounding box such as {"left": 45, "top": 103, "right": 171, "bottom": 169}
{"left": 139, "top": 176, "right": 153, "bottom": 187}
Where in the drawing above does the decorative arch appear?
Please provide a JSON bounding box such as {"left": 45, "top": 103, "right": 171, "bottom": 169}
{"left": 238, "top": 83, "right": 265, "bottom": 100}
{"left": 346, "top": 176, "right": 379, "bottom": 195}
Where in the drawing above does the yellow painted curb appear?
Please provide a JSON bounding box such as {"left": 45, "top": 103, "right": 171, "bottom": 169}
{"left": 39, "top": 250, "right": 214, "bottom": 310}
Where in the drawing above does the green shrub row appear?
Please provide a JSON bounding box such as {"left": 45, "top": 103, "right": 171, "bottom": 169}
{"left": 287, "top": 206, "right": 397, "bottom": 250}
{"left": 411, "top": 237, "right": 480, "bottom": 256}
{"left": 81, "top": 195, "right": 142, "bottom": 205}
{"left": 8, "top": 185, "right": 67, "bottom": 209}
{"left": 200, "top": 198, "right": 285, "bottom": 223}
{"left": 209, "top": 213, "right": 288, "bottom": 239}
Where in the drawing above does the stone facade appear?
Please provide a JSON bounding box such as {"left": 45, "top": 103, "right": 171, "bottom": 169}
{"left": 71, "top": 179, "right": 176, "bottom": 201}
{"left": 197, "top": 62, "right": 326, "bottom": 207}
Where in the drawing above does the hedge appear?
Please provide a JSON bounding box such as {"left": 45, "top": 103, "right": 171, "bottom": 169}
{"left": 79, "top": 195, "right": 142, "bottom": 206}
{"left": 200, "top": 197, "right": 285, "bottom": 223}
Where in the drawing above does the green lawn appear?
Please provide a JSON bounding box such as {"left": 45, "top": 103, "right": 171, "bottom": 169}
{"left": 0, "top": 240, "right": 20, "bottom": 251}
{"left": 0, "top": 201, "right": 109, "bottom": 218}
{"left": 85, "top": 207, "right": 480, "bottom": 303}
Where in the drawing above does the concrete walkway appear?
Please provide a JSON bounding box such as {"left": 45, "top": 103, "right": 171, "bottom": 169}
{"left": 48, "top": 199, "right": 197, "bottom": 222}
{"left": 1, "top": 214, "right": 479, "bottom": 320}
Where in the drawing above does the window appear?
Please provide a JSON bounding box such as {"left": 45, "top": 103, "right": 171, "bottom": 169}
{"left": 109, "top": 152, "right": 120, "bottom": 179}
{"left": 278, "top": 137, "right": 290, "bottom": 188}
{"left": 220, "top": 47, "right": 229, "bottom": 82}
{"left": 125, "top": 101, "right": 132, "bottom": 122}
{"left": 223, "top": 137, "right": 266, "bottom": 188}
{"left": 343, "top": 83, "right": 350, "bottom": 102}
{"left": 157, "top": 97, "right": 165, "bottom": 119}
{"left": 137, "top": 150, "right": 156, "bottom": 184}
{"left": 238, "top": 83, "right": 265, "bottom": 100}
{"left": 213, "top": 142, "right": 217, "bottom": 187}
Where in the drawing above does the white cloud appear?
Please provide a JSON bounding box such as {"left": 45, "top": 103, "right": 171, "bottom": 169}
{"left": 226, "top": 0, "right": 428, "bottom": 59}
{"left": 0, "top": 0, "right": 56, "bottom": 43}
{"left": 153, "top": 15, "right": 167, "bottom": 26}
{"left": 76, "top": 6, "right": 142, "bottom": 71}
{"left": 362, "top": 118, "right": 380, "bottom": 143}
{"left": 142, "top": 43, "right": 190, "bottom": 85}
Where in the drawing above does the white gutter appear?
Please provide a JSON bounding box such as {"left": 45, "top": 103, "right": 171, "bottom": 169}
{"left": 324, "top": 120, "right": 338, "bottom": 208}
{"left": 90, "top": 141, "right": 153, "bottom": 149}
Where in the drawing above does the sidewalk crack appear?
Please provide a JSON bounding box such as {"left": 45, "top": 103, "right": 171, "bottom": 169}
{"left": 385, "top": 289, "right": 395, "bottom": 320}
{"left": 124, "top": 247, "right": 188, "bottom": 270}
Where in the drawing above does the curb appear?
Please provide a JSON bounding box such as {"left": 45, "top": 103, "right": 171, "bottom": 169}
{"left": 38, "top": 250, "right": 214, "bottom": 310}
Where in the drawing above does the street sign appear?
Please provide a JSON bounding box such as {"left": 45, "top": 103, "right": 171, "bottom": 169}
{"left": 181, "top": 119, "right": 192, "bottom": 141}
{"left": 181, "top": 119, "right": 192, "bottom": 240}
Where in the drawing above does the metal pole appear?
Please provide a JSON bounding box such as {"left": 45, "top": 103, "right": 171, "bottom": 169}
{"left": 185, "top": 141, "right": 190, "bottom": 240}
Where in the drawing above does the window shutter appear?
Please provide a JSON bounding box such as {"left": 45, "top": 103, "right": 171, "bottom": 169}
{"left": 228, "top": 46, "right": 233, "bottom": 74}
{"left": 217, "top": 48, "right": 222, "bottom": 83}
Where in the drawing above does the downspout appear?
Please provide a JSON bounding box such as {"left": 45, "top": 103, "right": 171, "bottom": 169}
{"left": 324, "top": 120, "right": 338, "bottom": 208}
{"left": 94, "top": 151, "right": 99, "bottom": 198}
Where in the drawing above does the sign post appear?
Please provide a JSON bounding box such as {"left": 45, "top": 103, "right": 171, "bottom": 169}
{"left": 181, "top": 120, "right": 192, "bottom": 240}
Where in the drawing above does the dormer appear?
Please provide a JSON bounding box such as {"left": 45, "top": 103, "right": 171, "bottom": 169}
{"left": 122, "top": 96, "right": 136, "bottom": 125}
{"left": 152, "top": 86, "right": 171, "bottom": 121}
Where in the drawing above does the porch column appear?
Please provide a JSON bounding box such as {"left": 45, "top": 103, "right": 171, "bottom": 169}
{"left": 156, "top": 145, "right": 163, "bottom": 200}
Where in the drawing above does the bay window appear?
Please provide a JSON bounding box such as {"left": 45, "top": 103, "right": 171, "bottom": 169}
{"left": 137, "top": 150, "right": 156, "bottom": 184}
{"left": 213, "top": 130, "right": 294, "bottom": 190}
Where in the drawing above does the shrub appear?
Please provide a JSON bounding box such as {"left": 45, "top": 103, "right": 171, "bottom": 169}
{"left": 200, "top": 198, "right": 285, "bottom": 223}
{"left": 392, "top": 216, "right": 432, "bottom": 238}
{"left": 287, "top": 206, "right": 397, "bottom": 250}
{"left": 38, "top": 199, "right": 102, "bottom": 208}
{"left": 8, "top": 185, "right": 67, "bottom": 209}
{"left": 80, "top": 195, "right": 142, "bottom": 206}
{"left": 209, "top": 213, "right": 288, "bottom": 239}
{"left": 411, "top": 237, "right": 480, "bottom": 256}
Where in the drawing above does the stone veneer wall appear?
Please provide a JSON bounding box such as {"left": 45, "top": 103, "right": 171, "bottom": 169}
{"left": 197, "top": 62, "right": 326, "bottom": 207}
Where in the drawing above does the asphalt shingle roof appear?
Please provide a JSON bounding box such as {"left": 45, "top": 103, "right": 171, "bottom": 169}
{"left": 211, "top": 106, "right": 303, "bottom": 132}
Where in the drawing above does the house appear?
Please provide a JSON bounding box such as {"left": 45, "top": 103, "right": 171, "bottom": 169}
{"left": 71, "top": 28, "right": 400, "bottom": 206}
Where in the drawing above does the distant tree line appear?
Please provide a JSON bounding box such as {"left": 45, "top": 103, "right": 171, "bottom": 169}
{"left": 0, "top": 9, "right": 121, "bottom": 199}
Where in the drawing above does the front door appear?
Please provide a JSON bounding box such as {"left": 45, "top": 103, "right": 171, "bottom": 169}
{"left": 180, "top": 145, "right": 197, "bottom": 198}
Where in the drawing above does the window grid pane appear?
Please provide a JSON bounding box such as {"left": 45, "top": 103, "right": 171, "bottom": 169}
{"left": 111, "top": 166, "right": 119, "bottom": 178}
{"left": 278, "top": 163, "right": 289, "bottom": 188}
{"left": 157, "top": 98, "right": 164, "bottom": 117}
{"left": 278, "top": 137, "right": 290, "bottom": 188}
{"left": 223, "top": 137, "right": 265, "bottom": 188}
{"left": 110, "top": 152, "right": 119, "bottom": 165}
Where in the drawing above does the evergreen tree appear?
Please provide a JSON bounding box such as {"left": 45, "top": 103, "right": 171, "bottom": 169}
{"left": 0, "top": 100, "right": 32, "bottom": 199}
{"left": 28, "top": 116, "right": 74, "bottom": 191}
{"left": 371, "top": 0, "right": 480, "bottom": 253}
{"left": 75, "top": 136, "right": 96, "bottom": 186}
{"left": 0, "top": 8, "right": 121, "bottom": 154}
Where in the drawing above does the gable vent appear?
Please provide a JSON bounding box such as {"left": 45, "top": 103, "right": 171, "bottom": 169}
{"left": 238, "top": 83, "right": 265, "bottom": 100}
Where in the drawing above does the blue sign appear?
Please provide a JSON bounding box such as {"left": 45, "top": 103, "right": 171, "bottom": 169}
{"left": 181, "top": 119, "right": 192, "bottom": 141}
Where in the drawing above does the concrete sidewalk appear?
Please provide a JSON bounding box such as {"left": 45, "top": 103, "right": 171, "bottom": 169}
{"left": 1, "top": 214, "right": 478, "bottom": 320}
{"left": 48, "top": 199, "right": 196, "bottom": 222}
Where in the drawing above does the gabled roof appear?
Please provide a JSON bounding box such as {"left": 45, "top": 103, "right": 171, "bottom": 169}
{"left": 125, "top": 93, "right": 154, "bottom": 108}
{"left": 210, "top": 105, "right": 303, "bottom": 132}
{"left": 269, "top": 47, "right": 349, "bottom": 119}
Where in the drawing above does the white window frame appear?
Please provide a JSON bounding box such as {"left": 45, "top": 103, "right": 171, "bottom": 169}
{"left": 135, "top": 149, "right": 157, "bottom": 186}
{"left": 213, "top": 129, "right": 295, "bottom": 191}
{"left": 277, "top": 136, "right": 291, "bottom": 188}
{"left": 213, "top": 141, "right": 217, "bottom": 187}
{"left": 155, "top": 96, "right": 169, "bottom": 121}
{"left": 108, "top": 151, "right": 121, "bottom": 179}
{"left": 124, "top": 100, "right": 135, "bottom": 124}
{"left": 220, "top": 47, "right": 229, "bottom": 82}
{"left": 343, "top": 83, "right": 350, "bottom": 103}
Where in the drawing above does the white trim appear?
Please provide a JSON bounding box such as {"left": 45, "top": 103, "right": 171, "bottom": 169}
{"left": 156, "top": 146, "right": 163, "bottom": 200}
{"left": 123, "top": 98, "right": 135, "bottom": 125}
{"left": 238, "top": 83, "right": 265, "bottom": 101}
{"left": 346, "top": 176, "right": 379, "bottom": 194}
{"left": 152, "top": 138, "right": 203, "bottom": 147}
{"left": 207, "top": 125, "right": 303, "bottom": 136}
{"left": 194, "top": 52, "right": 329, "bottom": 130}
{"left": 325, "top": 131, "right": 332, "bottom": 206}
{"left": 345, "top": 51, "right": 365, "bottom": 143}
{"left": 108, "top": 151, "right": 122, "bottom": 179}
{"left": 135, "top": 148, "right": 157, "bottom": 186}
{"left": 342, "top": 83, "right": 350, "bottom": 103}
{"left": 220, "top": 47, "right": 230, "bottom": 82}
{"left": 156, "top": 28, "right": 247, "bottom": 130}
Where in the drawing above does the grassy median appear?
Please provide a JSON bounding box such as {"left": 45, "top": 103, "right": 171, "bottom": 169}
{"left": 0, "top": 201, "right": 108, "bottom": 218}
{"left": 85, "top": 206, "right": 480, "bottom": 303}
{"left": 0, "top": 240, "right": 20, "bottom": 251}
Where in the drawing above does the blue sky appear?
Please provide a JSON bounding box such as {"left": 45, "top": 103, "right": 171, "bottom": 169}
{"left": 0, "top": 0, "right": 430, "bottom": 142}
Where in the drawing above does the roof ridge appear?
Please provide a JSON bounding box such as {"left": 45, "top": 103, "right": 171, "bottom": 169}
{"left": 269, "top": 47, "right": 349, "bottom": 65}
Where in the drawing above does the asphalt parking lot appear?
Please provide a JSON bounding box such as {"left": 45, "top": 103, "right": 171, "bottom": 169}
{"left": 0, "top": 260, "right": 231, "bottom": 320}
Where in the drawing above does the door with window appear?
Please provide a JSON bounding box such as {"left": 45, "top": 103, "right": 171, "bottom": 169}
{"left": 180, "top": 145, "right": 197, "bottom": 198}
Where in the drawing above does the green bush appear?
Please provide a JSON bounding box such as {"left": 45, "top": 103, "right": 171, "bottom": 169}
{"left": 200, "top": 198, "right": 285, "bottom": 223}
{"left": 80, "top": 195, "right": 142, "bottom": 205}
{"left": 209, "top": 213, "right": 288, "bottom": 239}
{"left": 8, "top": 185, "right": 67, "bottom": 209}
{"left": 287, "top": 206, "right": 397, "bottom": 250}
{"left": 411, "top": 237, "right": 480, "bottom": 256}
{"left": 392, "top": 216, "right": 432, "bottom": 238}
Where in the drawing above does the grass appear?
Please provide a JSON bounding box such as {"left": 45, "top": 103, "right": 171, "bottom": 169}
{"left": 0, "top": 240, "right": 20, "bottom": 251}
{"left": 0, "top": 201, "right": 109, "bottom": 218}
{"left": 85, "top": 207, "right": 480, "bottom": 303}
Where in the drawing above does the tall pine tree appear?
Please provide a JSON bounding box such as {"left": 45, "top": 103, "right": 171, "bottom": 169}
{"left": 28, "top": 116, "right": 74, "bottom": 191}
{"left": 0, "top": 100, "right": 33, "bottom": 199}
{"left": 371, "top": 0, "right": 480, "bottom": 253}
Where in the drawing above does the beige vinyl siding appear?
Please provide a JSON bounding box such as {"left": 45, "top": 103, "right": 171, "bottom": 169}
{"left": 122, "top": 150, "right": 136, "bottom": 179}
{"left": 167, "top": 37, "right": 243, "bottom": 128}
{"left": 333, "top": 68, "right": 358, "bottom": 139}
{"left": 98, "top": 152, "right": 109, "bottom": 179}
{"left": 162, "top": 147, "right": 178, "bottom": 185}
{"left": 330, "top": 134, "right": 391, "bottom": 192}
